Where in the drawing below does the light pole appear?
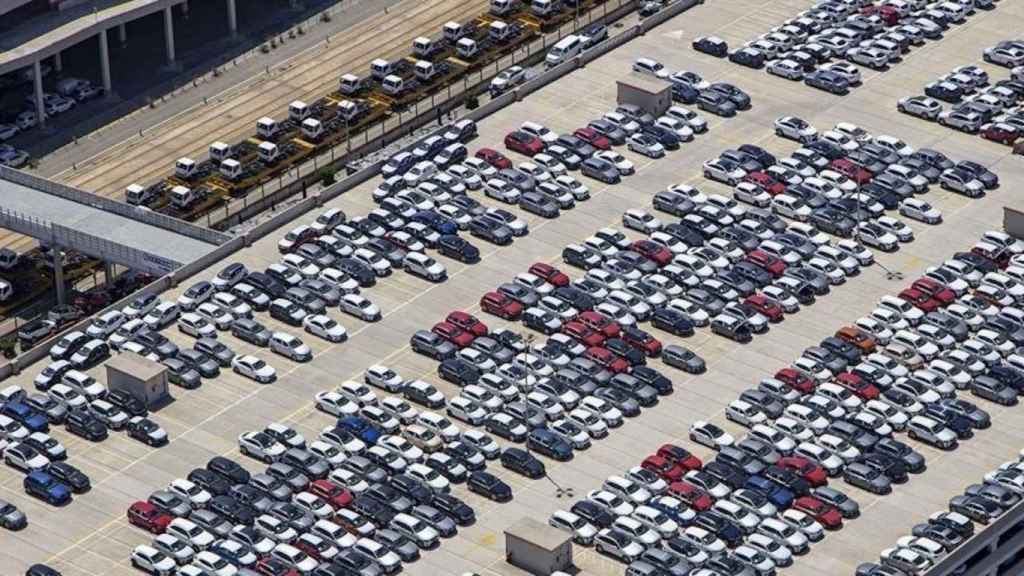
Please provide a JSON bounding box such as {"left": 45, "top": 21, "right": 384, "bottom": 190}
{"left": 517, "top": 330, "right": 573, "bottom": 498}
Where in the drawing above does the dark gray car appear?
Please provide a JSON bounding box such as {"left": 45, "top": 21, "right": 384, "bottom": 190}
{"left": 813, "top": 486, "right": 861, "bottom": 518}
{"left": 739, "top": 389, "right": 784, "bottom": 419}
{"left": 162, "top": 358, "right": 201, "bottom": 389}
{"left": 266, "top": 462, "right": 310, "bottom": 492}
{"left": 231, "top": 319, "right": 272, "bottom": 347}
{"left": 497, "top": 282, "right": 539, "bottom": 307}
{"left": 249, "top": 473, "right": 293, "bottom": 502}
{"left": 844, "top": 462, "right": 892, "bottom": 494}
{"left": 298, "top": 279, "right": 341, "bottom": 306}
{"left": 0, "top": 498, "right": 26, "bottom": 529}
{"left": 662, "top": 345, "right": 705, "bottom": 373}
{"left": 281, "top": 448, "right": 330, "bottom": 480}
{"left": 270, "top": 501, "right": 315, "bottom": 533}
{"left": 195, "top": 338, "right": 236, "bottom": 366}
{"left": 803, "top": 346, "right": 847, "bottom": 374}
{"left": 471, "top": 337, "right": 514, "bottom": 365}
{"left": 785, "top": 267, "right": 830, "bottom": 295}
{"left": 149, "top": 489, "right": 192, "bottom": 517}
{"left": 177, "top": 349, "right": 220, "bottom": 378}
{"left": 190, "top": 508, "right": 234, "bottom": 538}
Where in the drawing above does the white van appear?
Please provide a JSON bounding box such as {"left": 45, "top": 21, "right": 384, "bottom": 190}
{"left": 936, "top": 1, "right": 966, "bottom": 22}
{"left": 545, "top": 35, "right": 583, "bottom": 68}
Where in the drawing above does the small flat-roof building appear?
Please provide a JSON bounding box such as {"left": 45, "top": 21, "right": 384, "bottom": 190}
{"left": 505, "top": 517, "right": 573, "bottom": 575}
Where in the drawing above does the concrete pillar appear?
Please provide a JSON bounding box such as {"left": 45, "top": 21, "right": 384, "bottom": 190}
{"left": 103, "top": 261, "right": 115, "bottom": 285}
{"left": 118, "top": 23, "right": 127, "bottom": 45}
{"left": 163, "top": 6, "right": 176, "bottom": 65}
{"left": 99, "top": 28, "right": 111, "bottom": 94}
{"left": 53, "top": 248, "right": 66, "bottom": 305}
{"left": 53, "top": 51, "right": 62, "bottom": 73}
{"left": 32, "top": 60, "right": 46, "bottom": 129}
{"left": 226, "top": 0, "right": 237, "bottom": 36}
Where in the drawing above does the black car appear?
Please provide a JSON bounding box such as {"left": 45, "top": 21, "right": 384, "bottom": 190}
{"left": 188, "top": 468, "right": 233, "bottom": 496}
{"left": 500, "top": 447, "right": 545, "bottom": 478}
{"left": 693, "top": 511, "right": 743, "bottom": 547}
{"left": 555, "top": 134, "right": 596, "bottom": 159}
{"left": 431, "top": 492, "right": 476, "bottom": 526}
{"left": 105, "top": 389, "right": 148, "bottom": 417}
{"left": 957, "top": 160, "right": 999, "bottom": 189}
{"left": 805, "top": 69, "right": 850, "bottom": 95}
{"left": 45, "top": 462, "right": 90, "bottom": 493}
{"left": 334, "top": 258, "right": 376, "bottom": 287}
{"left": 65, "top": 410, "right": 107, "bottom": 442}
{"left": 671, "top": 82, "right": 699, "bottom": 104}
{"left": 438, "top": 358, "right": 480, "bottom": 386}
{"left": 126, "top": 416, "right": 168, "bottom": 447}
{"left": 738, "top": 144, "right": 776, "bottom": 168}
{"left": 526, "top": 429, "right": 574, "bottom": 461}
{"left": 693, "top": 36, "right": 729, "bottom": 57}
{"left": 207, "top": 456, "right": 251, "bottom": 486}
{"left": 708, "top": 82, "right": 751, "bottom": 110}
{"left": 643, "top": 125, "right": 681, "bottom": 150}
{"left": 209, "top": 494, "right": 256, "bottom": 525}
{"left": 651, "top": 307, "right": 694, "bottom": 336}
{"left": 728, "top": 47, "right": 765, "bottom": 68}
{"left": 390, "top": 474, "right": 435, "bottom": 505}
{"left": 858, "top": 453, "right": 908, "bottom": 484}
{"left": 631, "top": 365, "right": 673, "bottom": 395}
{"left": 437, "top": 234, "right": 481, "bottom": 263}
{"left": 571, "top": 499, "right": 614, "bottom": 529}
{"left": 704, "top": 460, "right": 749, "bottom": 491}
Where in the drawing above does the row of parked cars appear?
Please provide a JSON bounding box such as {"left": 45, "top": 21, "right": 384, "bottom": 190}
{"left": 861, "top": 449, "right": 1024, "bottom": 575}
{"left": 910, "top": 49, "right": 1024, "bottom": 149}
{"left": 555, "top": 226, "right": 1024, "bottom": 576}
{"left": 698, "top": 0, "right": 991, "bottom": 96}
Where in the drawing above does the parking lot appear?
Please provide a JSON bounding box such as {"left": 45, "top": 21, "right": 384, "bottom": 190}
{"left": 4, "top": 0, "right": 1024, "bottom": 575}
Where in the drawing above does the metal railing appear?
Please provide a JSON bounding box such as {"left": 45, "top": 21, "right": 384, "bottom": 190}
{"left": 0, "top": 165, "right": 231, "bottom": 246}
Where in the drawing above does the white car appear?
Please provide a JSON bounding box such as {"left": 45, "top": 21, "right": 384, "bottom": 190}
{"left": 633, "top": 57, "right": 670, "bottom": 79}
{"left": 131, "top": 545, "right": 177, "bottom": 576}
{"left": 622, "top": 208, "right": 662, "bottom": 233}
{"left": 703, "top": 158, "right": 746, "bottom": 185}
{"left": 689, "top": 420, "right": 734, "bottom": 449}
{"left": 231, "top": 355, "right": 276, "bottom": 383}
{"left": 303, "top": 314, "right": 347, "bottom": 342}
{"left": 269, "top": 332, "right": 312, "bottom": 362}
{"left": 596, "top": 150, "right": 635, "bottom": 174}
{"left": 768, "top": 58, "right": 805, "bottom": 80}
{"left": 655, "top": 117, "right": 694, "bottom": 141}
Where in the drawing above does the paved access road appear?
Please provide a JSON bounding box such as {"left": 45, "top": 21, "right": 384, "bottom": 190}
{"left": 3, "top": 0, "right": 1024, "bottom": 574}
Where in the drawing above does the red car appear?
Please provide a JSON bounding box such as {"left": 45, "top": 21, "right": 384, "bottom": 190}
{"left": 774, "top": 368, "right": 816, "bottom": 394}
{"left": 667, "top": 481, "right": 713, "bottom": 511}
{"left": 573, "top": 127, "right": 611, "bottom": 150}
{"left": 561, "top": 320, "right": 606, "bottom": 347}
{"left": 431, "top": 321, "right": 475, "bottom": 347}
{"left": 584, "top": 346, "right": 629, "bottom": 373}
{"left": 743, "top": 171, "right": 786, "bottom": 196}
{"left": 621, "top": 327, "right": 662, "bottom": 357}
{"left": 629, "top": 240, "right": 673, "bottom": 266}
{"left": 744, "top": 294, "right": 784, "bottom": 323}
{"left": 656, "top": 443, "right": 703, "bottom": 472}
{"left": 309, "top": 479, "right": 353, "bottom": 509}
{"left": 504, "top": 130, "right": 545, "bottom": 156}
{"left": 576, "top": 310, "right": 621, "bottom": 338}
{"left": 862, "top": 4, "right": 900, "bottom": 26}
{"left": 898, "top": 288, "right": 940, "bottom": 312}
{"left": 127, "top": 501, "right": 172, "bottom": 534}
{"left": 794, "top": 496, "right": 844, "bottom": 530}
{"left": 779, "top": 457, "right": 828, "bottom": 487}
{"left": 475, "top": 147, "right": 512, "bottom": 170}
{"left": 971, "top": 244, "right": 1010, "bottom": 269}
{"left": 528, "top": 262, "right": 570, "bottom": 287}
{"left": 981, "top": 123, "right": 1020, "bottom": 145}
{"left": 641, "top": 455, "right": 686, "bottom": 482}
{"left": 446, "top": 310, "right": 489, "bottom": 336}
{"left": 911, "top": 278, "right": 956, "bottom": 306}
{"left": 830, "top": 158, "right": 873, "bottom": 184}
{"left": 745, "top": 249, "right": 786, "bottom": 277}
{"left": 835, "top": 372, "right": 879, "bottom": 400}
{"left": 480, "top": 291, "right": 523, "bottom": 320}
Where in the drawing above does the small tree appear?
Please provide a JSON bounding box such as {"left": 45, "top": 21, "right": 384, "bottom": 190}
{"left": 320, "top": 168, "right": 336, "bottom": 187}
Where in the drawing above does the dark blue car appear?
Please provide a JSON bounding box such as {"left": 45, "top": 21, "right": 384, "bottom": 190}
{"left": 745, "top": 474, "right": 795, "bottom": 509}
{"left": 413, "top": 210, "right": 459, "bottom": 235}
{"left": 671, "top": 82, "right": 699, "bottom": 104}
{"left": 338, "top": 416, "right": 382, "bottom": 445}
{"left": 526, "top": 429, "right": 573, "bottom": 461}
{"left": 988, "top": 365, "right": 1024, "bottom": 392}
{"left": 1, "top": 402, "right": 49, "bottom": 433}
{"left": 437, "top": 235, "right": 480, "bottom": 264}
{"left": 24, "top": 471, "right": 71, "bottom": 505}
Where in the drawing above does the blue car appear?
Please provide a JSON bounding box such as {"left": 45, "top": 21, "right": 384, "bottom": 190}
{"left": 412, "top": 210, "right": 459, "bottom": 235}
{"left": 1, "top": 402, "right": 49, "bottom": 433}
{"left": 338, "top": 416, "right": 382, "bottom": 445}
{"left": 526, "top": 429, "right": 573, "bottom": 462}
{"left": 24, "top": 471, "right": 71, "bottom": 506}
{"left": 745, "top": 474, "right": 795, "bottom": 509}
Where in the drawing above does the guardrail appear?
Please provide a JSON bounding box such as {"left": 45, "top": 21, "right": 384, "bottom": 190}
{"left": 923, "top": 498, "right": 1024, "bottom": 575}
{"left": 0, "top": 206, "right": 183, "bottom": 275}
{"left": 0, "top": 0, "right": 701, "bottom": 380}
{"left": 0, "top": 165, "right": 231, "bottom": 246}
